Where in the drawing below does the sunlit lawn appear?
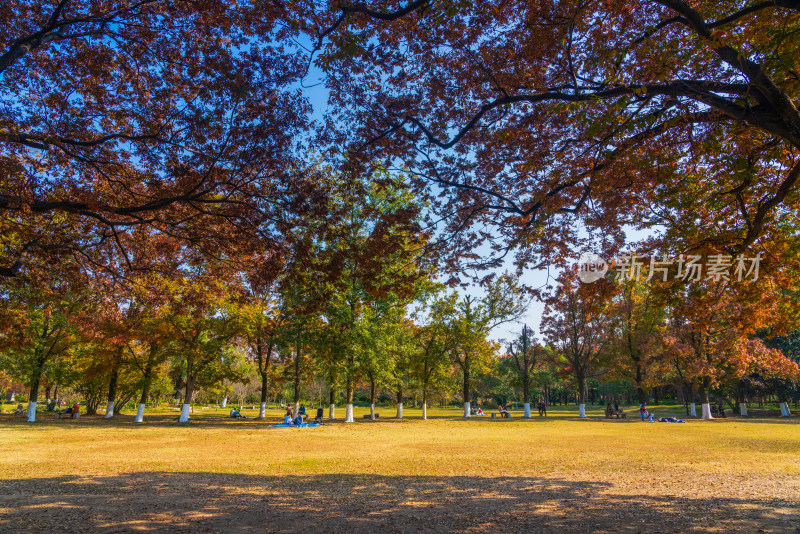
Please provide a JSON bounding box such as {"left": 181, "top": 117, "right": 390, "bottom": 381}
{"left": 1, "top": 404, "right": 798, "bottom": 532}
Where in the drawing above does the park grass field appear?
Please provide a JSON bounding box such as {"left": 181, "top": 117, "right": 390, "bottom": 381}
{"left": 1, "top": 405, "right": 799, "bottom": 533}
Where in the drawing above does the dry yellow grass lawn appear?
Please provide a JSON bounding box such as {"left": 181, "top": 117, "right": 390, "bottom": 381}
{"left": 1, "top": 405, "right": 798, "bottom": 533}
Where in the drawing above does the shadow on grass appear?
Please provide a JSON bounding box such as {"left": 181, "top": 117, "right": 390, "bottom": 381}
{"left": 1, "top": 472, "right": 797, "bottom": 533}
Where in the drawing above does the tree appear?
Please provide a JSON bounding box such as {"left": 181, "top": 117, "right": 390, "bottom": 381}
{"left": 442, "top": 273, "right": 526, "bottom": 417}
{"left": 507, "top": 324, "right": 542, "bottom": 417}
{"left": 0, "top": 269, "right": 89, "bottom": 421}
{"left": 541, "top": 272, "right": 612, "bottom": 418}
{"left": 317, "top": 1, "right": 800, "bottom": 278}
{"left": 1, "top": 0, "right": 314, "bottom": 279}
{"left": 291, "top": 167, "right": 429, "bottom": 422}
{"left": 163, "top": 266, "right": 243, "bottom": 423}
{"left": 607, "top": 280, "right": 667, "bottom": 405}
{"left": 410, "top": 290, "right": 456, "bottom": 420}
{"left": 661, "top": 277, "right": 800, "bottom": 419}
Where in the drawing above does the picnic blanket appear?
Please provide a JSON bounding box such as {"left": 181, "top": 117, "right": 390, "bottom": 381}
{"left": 269, "top": 423, "right": 321, "bottom": 428}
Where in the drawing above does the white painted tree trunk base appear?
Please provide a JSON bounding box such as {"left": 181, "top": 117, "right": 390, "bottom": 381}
{"left": 422, "top": 403, "right": 427, "bottom": 420}
{"left": 370, "top": 403, "right": 375, "bottom": 420}
{"left": 258, "top": 402, "right": 266, "bottom": 419}
{"left": 221, "top": 397, "right": 227, "bottom": 408}
{"left": 328, "top": 403, "right": 335, "bottom": 420}
{"left": 463, "top": 401, "right": 471, "bottom": 418}
{"left": 26, "top": 401, "right": 37, "bottom": 422}
{"left": 294, "top": 402, "right": 300, "bottom": 418}
{"left": 396, "top": 402, "right": 403, "bottom": 419}
{"left": 523, "top": 403, "right": 531, "bottom": 418}
{"left": 179, "top": 404, "right": 191, "bottom": 423}
{"left": 780, "top": 402, "right": 791, "bottom": 417}
{"left": 739, "top": 402, "right": 748, "bottom": 417}
{"left": 690, "top": 403, "right": 697, "bottom": 417}
{"left": 345, "top": 403, "right": 354, "bottom": 423}
{"left": 134, "top": 404, "right": 145, "bottom": 423}
{"left": 701, "top": 403, "right": 713, "bottom": 419}
{"left": 578, "top": 403, "right": 586, "bottom": 418}
{"left": 104, "top": 401, "right": 115, "bottom": 419}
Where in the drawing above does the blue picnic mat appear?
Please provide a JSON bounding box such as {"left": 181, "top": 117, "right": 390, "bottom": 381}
{"left": 269, "top": 423, "right": 321, "bottom": 428}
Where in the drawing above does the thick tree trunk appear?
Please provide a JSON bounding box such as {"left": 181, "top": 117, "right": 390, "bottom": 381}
{"left": 26, "top": 356, "right": 47, "bottom": 423}
{"left": 259, "top": 371, "right": 269, "bottom": 419}
{"left": 369, "top": 380, "right": 377, "bottom": 420}
{"left": 135, "top": 360, "right": 154, "bottom": 423}
{"left": 105, "top": 349, "right": 122, "bottom": 419}
{"left": 396, "top": 388, "right": 403, "bottom": 419}
{"left": 345, "top": 383, "right": 354, "bottom": 423}
{"left": 462, "top": 357, "right": 471, "bottom": 418}
{"left": 699, "top": 381, "right": 712, "bottom": 420}
{"left": 180, "top": 364, "right": 194, "bottom": 423}
{"left": 522, "top": 369, "right": 530, "bottom": 419}
{"left": 577, "top": 374, "right": 587, "bottom": 418}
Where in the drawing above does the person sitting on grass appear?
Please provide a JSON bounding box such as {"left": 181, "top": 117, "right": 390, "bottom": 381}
{"left": 476, "top": 407, "right": 484, "bottom": 416}
{"left": 284, "top": 409, "right": 294, "bottom": 425}
{"left": 299, "top": 404, "right": 307, "bottom": 417}
{"left": 14, "top": 404, "right": 24, "bottom": 415}
{"left": 293, "top": 411, "right": 304, "bottom": 425}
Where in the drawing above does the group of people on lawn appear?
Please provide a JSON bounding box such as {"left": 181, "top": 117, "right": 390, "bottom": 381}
{"left": 282, "top": 404, "right": 324, "bottom": 425}
{"left": 469, "top": 401, "right": 548, "bottom": 417}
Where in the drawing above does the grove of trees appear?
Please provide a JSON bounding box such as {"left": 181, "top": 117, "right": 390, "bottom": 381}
{"left": 2, "top": 1, "right": 800, "bottom": 421}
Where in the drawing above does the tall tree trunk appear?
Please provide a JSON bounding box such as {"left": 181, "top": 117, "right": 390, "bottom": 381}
{"left": 577, "top": 373, "right": 587, "bottom": 418}
{"left": 180, "top": 355, "right": 194, "bottom": 423}
{"left": 135, "top": 355, "right": 155, "bottom": 423}
{"left": 736, "top": 380, "right": 746, "bottom": 416}
{"left": 345, "top": 382, "right": 354, "bottom": 423}
{"left": 396, "top": 386, "right": 403, "bottom": 419}
{"left": 328, "top": 388, "right": 336, "bottom": 420}
{"left": 105, "top": 348, "right": 122, "bottom": 419}
{"left": 422, "top": 388, "right": 428, "bottom": 420}
{"left": 462, "top": 354, "right": 471, "bottom": 418}
{"left": 699, "top": 378, "right": 713, "bottom": 419}
{"left": 522, "top": 373, "right": 531, "bottom": 417}
{"left": 256, "top": 340, "right": 272, "bottom": 419}
{"left": 293, "top": 348, "right": 301, "bottom": 418}
{"left": 259, "top": 370, "right": 269, "bottom": 419}
{"left": 369, "top": 379, "right": 376, "bottom": 420}
{"left": 26, "top": 355, "right": 47, "bottom": 422}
